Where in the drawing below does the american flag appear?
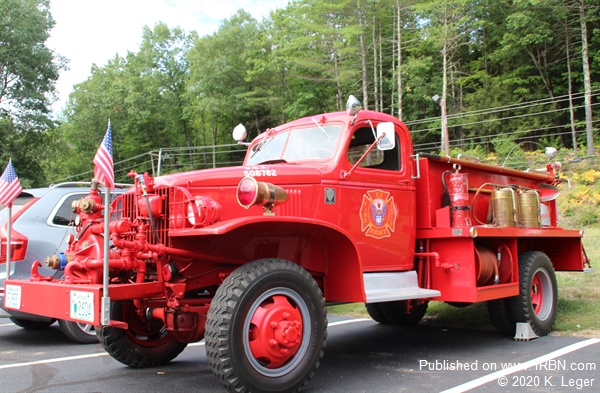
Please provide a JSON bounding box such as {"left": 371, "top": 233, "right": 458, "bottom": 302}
{"left": 0, "top": 160, "right": 23, "bottom": 207}
{"left": 93, "top": 120, "right": 114, "bottom": 189}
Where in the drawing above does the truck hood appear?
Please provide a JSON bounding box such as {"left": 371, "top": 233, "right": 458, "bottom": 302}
{"left": 154, "top": 164, "right": 324, "bottom": 188}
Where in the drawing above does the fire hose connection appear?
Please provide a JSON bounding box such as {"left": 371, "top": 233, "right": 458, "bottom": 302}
{"left": 45, "top": 252, "right": 71, "bottom": 270}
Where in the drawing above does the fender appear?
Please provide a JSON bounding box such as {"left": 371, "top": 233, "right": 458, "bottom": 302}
{"left": 170, "top": 216, "right": 366, "bottom": 303}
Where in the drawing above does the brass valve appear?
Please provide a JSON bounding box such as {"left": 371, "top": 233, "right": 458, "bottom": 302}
{"left": 45, "top": 253, "right": 72, "bottom": 269}
{"left": 79, "top": 198, "right": 97, "bottom": 213}
{"left": 45, "top": 255, "right": 59, "bottom": 269}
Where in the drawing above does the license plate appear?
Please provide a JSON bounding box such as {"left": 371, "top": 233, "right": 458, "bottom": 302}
{"left": 70, "top": 290, "right": 94, "bottom": 323}
{"left": 4, "top": 284, "right": 21, "bottom": 309}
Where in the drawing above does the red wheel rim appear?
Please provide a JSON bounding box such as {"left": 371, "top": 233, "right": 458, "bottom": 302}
{"left": 529, "top": 268, "right": 553, "bottom": 321}
{"left": 248, "top": 294, "right": 303, "bottom": 368}
{"left": 531, "top": 273, "right": 543, "bottom": 314}
{"left": 243, "top": 288, "right": 310, "bottom": 377}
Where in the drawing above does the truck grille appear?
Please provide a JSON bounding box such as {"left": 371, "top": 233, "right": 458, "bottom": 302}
{"left": 278, "top": 189, "right": 301, "bottom": 216}
{"left": 112, "top": 187, "right": 172, "bottom": 246}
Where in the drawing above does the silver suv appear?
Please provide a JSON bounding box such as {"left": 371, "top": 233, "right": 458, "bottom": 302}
{"left": 1, "top": 182, "right": 130, "bottom": 343}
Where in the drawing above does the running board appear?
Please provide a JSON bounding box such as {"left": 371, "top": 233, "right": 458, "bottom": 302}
{"left": 363, "top": 271, "right": 441, "bottom": 303}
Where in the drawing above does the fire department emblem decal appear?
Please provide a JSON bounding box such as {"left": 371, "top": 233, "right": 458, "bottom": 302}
{"left": 360, "top": 190, "right": 397, "bottom": 239}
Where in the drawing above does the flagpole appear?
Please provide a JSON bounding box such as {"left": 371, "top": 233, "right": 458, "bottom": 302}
{"left": 5, "top": 204, "right": 11, "bottom": 280}
{"left": 101, "top": 185, "right": 110, "bottom": 325}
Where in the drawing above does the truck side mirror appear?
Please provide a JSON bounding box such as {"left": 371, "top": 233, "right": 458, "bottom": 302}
{"left": 376, "top": 122, "right": 395, "bottom": 151}
{"left": 232, "top": 124, "right": 247, "bottom": 142}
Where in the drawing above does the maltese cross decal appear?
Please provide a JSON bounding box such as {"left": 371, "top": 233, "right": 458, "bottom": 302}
{"left": 359, "top": 190, "right": 397, "bottom": 239}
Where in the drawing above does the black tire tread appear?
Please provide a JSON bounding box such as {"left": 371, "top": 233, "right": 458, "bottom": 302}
{"left": 487, "top": 298, "right": 516, "bottom": 336}
{"left": 510, "top": 251, "right": 558, "bottom": 337}
{"left": 380, "top": 300, "right": 428, "bottom": 326}
{"left": 365, "top": 303, "right": 391, "bottom": 324}
{"left": 96, "top": 303, "right": 187, "bottom": 368}
{"left": 205, "top": 259, "right": 327, "bottom": 393}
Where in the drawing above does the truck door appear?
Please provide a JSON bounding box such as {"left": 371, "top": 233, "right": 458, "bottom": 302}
{"left": 338, "top": 123, "right": 416, "bottom": 271}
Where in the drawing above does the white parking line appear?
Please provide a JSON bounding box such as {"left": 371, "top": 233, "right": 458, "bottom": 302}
{"left": 0, "top": 353, "right": 109, "bottom": 370}
{"left": 440, "top": 338, "right": 600, "bottom": 393}
{"left": 0, "top": 318, "right": 372, "bottom": 370}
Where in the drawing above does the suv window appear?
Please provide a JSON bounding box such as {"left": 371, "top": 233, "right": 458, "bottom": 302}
{"left": 51, "top": 191, "right": 122, "bottom": 226}
{"left": 52, "top": 194, "right": 83, "bottom": 226}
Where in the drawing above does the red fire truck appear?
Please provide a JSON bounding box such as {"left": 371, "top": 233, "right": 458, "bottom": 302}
{"left": 2, "top": 96, "right": 589, "bottom": 392}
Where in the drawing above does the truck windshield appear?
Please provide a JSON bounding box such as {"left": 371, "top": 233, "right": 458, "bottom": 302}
{"left": 246, "top": 125, "right": 342, "bottom": 165}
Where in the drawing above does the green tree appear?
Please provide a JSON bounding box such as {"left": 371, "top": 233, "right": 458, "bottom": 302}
{"left": 56, "top": 23, "right": 198, "bottom": 182}
{"left": 187, "top": 10, "right": 276, "bottom": 146}
{"left": 0, "top": 0, "right": 66, "bottom": 186}
{"left": 0, "top": 0, "right": 66, "bottom": 129}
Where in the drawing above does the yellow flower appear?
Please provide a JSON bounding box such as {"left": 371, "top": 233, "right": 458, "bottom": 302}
{"left": 580, "top": 170, "right": 600, "bottom": 185}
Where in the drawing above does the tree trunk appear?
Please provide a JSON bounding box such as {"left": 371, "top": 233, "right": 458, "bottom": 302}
{"left": 372, "top": 10, "right": 379, "bottom": 112}
{"left": 357, "top": 1, "right": 369, "bottom": 110}
{"left": 391, "top": 16, "right": 396, "bottom": 118}
{"left": 396, "top": 0, "right": 403, "bottom": 120}
{"left": 379, "top": 22, "right": 383, "bottom": 111}
{"left": 211, "top": 109, "right": 217, "bottom": 168}
{"left": 333, "top": 51, "right": 343, "bottom": 111}
{"left": 441, "top": 10, "right": 450, "bottom": 155}
{"left": 580, "top": 0, "right": 594, "bottom": 156}
{"left": 565, "top": 15, "right": 577, "bottom": 151}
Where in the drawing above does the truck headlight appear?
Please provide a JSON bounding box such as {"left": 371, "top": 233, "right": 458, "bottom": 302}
{"left": 187, "top": 197, "right": 222, "bottom": 227}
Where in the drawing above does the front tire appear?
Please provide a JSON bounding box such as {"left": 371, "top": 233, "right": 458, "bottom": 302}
{"left": 510, "top": 251, "right": 558, "bottom": 337}
{"left": 206, "top": 259, "right": 327, "bottom": 393}
{"left": 96, "top": 302, "right": 187, "bottom": 368}
{"left": 58, "top": 320, "right": 98, "bottom": 344}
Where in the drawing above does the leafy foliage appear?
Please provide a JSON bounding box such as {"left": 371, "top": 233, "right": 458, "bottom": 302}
{"left": 1, "top": 0, "right": 599, "bottom": 185}
{"left": 0, "top": 0, "right": 67, "bottom": 186}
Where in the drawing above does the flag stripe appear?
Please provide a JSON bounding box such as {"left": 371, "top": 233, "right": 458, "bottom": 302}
{"left": 0, "top": 160, "right": 23, "bottom": 207}
{"left": 93, "top": 121, "right": 114, "bottom": 189}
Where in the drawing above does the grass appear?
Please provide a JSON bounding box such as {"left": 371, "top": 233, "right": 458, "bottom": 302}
{"left": 553, "top": 226, "right": 599, "bottom": 337}
{"left": 328, "top": 230, "right": 599, "bottom": 338}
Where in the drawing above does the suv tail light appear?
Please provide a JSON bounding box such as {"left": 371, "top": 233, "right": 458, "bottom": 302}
{"left": 0, "top": 227, "right": 29, "bottom": 263}
{"left": 0, "top": 197, "right": 37, "bottom": 264}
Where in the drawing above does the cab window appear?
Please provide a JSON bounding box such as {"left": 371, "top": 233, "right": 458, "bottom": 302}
{"left": 347, "top": 127, "right": 400, "bottom": 170}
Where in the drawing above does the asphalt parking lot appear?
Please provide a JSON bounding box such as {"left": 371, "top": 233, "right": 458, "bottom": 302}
{"left": 1, "top": 315, "right": 598, "bottom": 393}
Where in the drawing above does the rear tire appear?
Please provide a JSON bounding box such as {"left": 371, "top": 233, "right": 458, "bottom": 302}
{"left": 58, "top": 320, "right": 98, "bottom": 344}
{"left": 487, "top": 298, "right": 516, "bottom": 336}
{"left": 9, "top": 317, "right": 56, "bottom": 330}
{"left": 96, "top": 302, "right": 187, "bottom": 368}
{"left": 380, "top": 300, "right": 428, "bottom": 326}
{"left": 365, "top": 303, "right": 391, "bottom": 324}
{"left": 510, "top": 251, "right": 557, "bottom": 337}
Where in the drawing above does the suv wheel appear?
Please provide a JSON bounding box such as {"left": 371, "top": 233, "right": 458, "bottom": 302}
{"left": 10, "top": 317, "right": 56, "bottom": 330}
{"left": 58, "top": 319, "right": 99, "bottom": 344}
